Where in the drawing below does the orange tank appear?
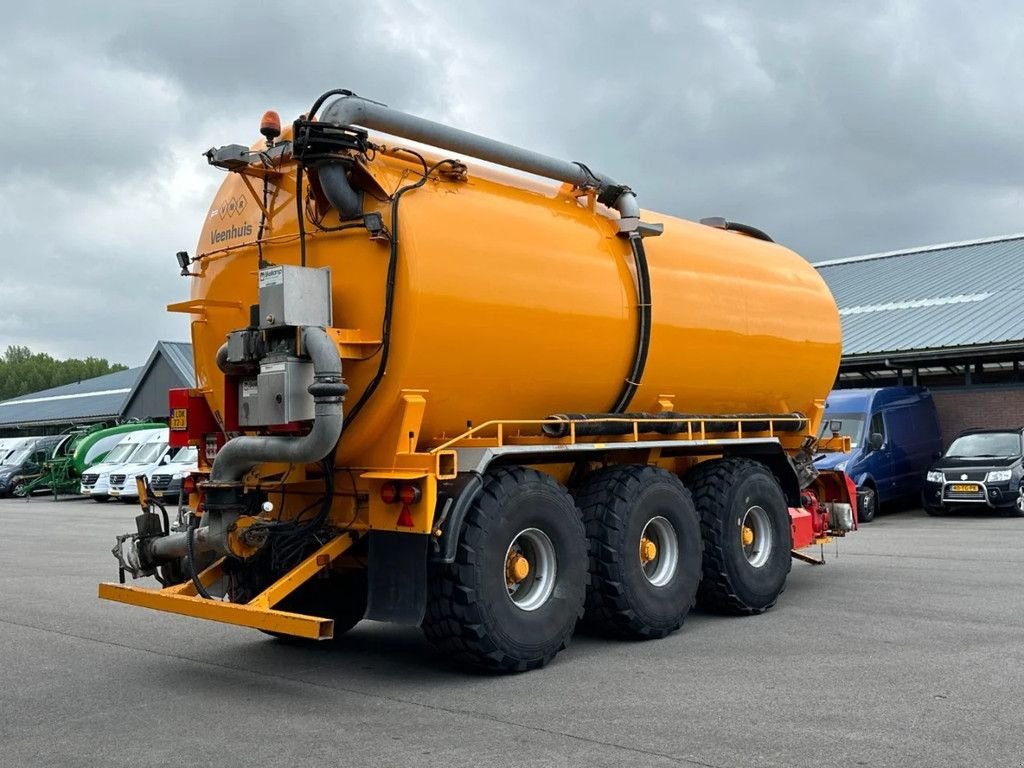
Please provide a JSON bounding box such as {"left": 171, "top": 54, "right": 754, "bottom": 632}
{"left": 182, "top": 126, "right": 840, "bottom": 469}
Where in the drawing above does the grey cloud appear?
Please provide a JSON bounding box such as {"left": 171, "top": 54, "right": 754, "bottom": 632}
{"left": 1, "top": 0, "right": 1022, "bottom": 365}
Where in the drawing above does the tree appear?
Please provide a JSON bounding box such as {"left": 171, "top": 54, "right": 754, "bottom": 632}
{"left": 0, "top": 346, "right": 128, "bottom": 401}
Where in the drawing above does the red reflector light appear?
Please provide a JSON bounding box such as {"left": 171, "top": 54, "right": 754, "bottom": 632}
{"left": 397, "top": 504, "right": 415, "bottom": 527}
{"left": 380, "top": 482, "right": 398, "bottom": 504}
{"left": 399, "top": 484, "right": 421, "bottom": 505}
{"left": 182, "top": 474, "right": 195, "bottom": 495}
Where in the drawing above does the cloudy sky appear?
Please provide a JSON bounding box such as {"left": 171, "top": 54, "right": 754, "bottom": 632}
{"left": 1, "top": 1, "right": 1021, "bottom": 366}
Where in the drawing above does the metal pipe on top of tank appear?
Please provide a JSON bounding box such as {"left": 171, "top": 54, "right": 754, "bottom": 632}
{"left": 317, "top": 94, "right": 641, "bottom": 225}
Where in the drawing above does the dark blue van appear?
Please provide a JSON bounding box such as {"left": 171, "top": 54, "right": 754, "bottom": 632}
{"left": 814, "top": 386, "right": 943, "bottom": 522}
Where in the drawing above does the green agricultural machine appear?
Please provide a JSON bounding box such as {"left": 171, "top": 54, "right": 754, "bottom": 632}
{"left": 16, "top": 422, "right": 163, "bottom": 498}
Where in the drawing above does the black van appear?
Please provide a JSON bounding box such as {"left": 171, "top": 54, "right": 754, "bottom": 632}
{"left": 0, "top": 437, "right": 61, "bottom": 496}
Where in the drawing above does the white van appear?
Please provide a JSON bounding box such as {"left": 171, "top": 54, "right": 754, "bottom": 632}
{"left": 0, "top": 438, "right": 20, "bottom": 462}
{"left": 149, "top": 445, "right": 199, "bottom": 502}
{"left": 81, "top": 429, "right": 165, "bottom": 502}
{"left": 1, "top": 436, "right": 45, "bottom": 464}
{"left": 108, "top": 428, "right": 171, "bottom": 502}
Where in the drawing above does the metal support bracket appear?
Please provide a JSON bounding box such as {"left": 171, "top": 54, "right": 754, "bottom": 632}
{"left": 791, "top": 547, "right": 826, "bottom": 566}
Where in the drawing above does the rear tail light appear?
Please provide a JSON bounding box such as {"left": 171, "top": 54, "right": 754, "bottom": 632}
{"left": 182, "top": 474, "right": 195, "bottom": 495}
{"left": 380, "top": 482, "right": 399, "bottom": 504}
{"left": 379, "top": 481, "right": 421, "bottom": 528}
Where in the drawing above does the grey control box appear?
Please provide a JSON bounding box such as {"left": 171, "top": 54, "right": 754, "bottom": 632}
{"left": 258, "top": 265, "right": 332, "bottom": 329}
{"left": 238, "top": 358, "right": 315, "bottom": 427}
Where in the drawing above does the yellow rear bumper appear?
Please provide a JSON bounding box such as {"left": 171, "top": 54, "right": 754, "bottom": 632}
{"left": 98, "top": 532, "right": 359, "bottom": 640}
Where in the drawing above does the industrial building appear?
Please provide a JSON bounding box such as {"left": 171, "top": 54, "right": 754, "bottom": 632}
{"left": 0, "top": 342, "right": 193, "bottom": 436}
{"left": 815, "top": 232, "right": 1024, "bottom": 441}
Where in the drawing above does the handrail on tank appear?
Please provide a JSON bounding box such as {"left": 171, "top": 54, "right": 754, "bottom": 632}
{"left": 317, "top": 93, "right": 642, "bottom": 230}
{"left": 430, "top": 415, "right": 810, "bottom": 453}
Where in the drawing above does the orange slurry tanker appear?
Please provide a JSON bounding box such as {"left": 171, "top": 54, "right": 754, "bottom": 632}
{"left": 100, "top": 89, "right": 857, "bottom": 671}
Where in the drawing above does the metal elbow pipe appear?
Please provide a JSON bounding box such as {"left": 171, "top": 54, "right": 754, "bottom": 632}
{"left": 210, "top": 327, "right": 347, "bottom": 483}
{"left": 317, "top": 93, "right": 641, "bottom": 226}
{"left": 317, "top": 163, "right": 363, "bottom": 221}
{"left": 216, "top": 343, "right": 257, "bottom": 376}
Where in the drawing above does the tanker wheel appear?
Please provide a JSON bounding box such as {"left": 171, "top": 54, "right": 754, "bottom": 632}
{"left": 686, "top": 458, "right": 792, "bottom": 615}
{"left": 422, "top": 466, "right": 587, "bottom": 672}
{"left": 263, "top": 569, "right": 368, "bottom": 642}
{"left": 576, "top": 465, "right": 702, "bottom": 639}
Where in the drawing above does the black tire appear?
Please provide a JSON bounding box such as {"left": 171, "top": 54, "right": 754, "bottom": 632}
{"left": 576, "top": 465, "right": 702, "bottom": 639}
{"left": 858, "top": 485, "right": 878, "bottom": 523}
{"left": 686, "top": 458, "right": 792, "bottom": 615}
{"left": 11, "top": 480, "right": 26, "bottom": 497}
{"left": 924, "top": 504, "right": 945, "bottom": 517}
{"left": 264, "top": 569, "right": 368, "bottom": 642}
{"left": 422, "top": 466, "right": 587, "bottom": 672}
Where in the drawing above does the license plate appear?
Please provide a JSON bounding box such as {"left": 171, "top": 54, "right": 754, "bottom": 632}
{"left": 170, "top": 408, "right": 187, "bottom": 430}
{"left": 153, "top": 490, "right": 163, "bottom": 497}
{"left": 950, "top": 483, "right": 979, "bottom": 493}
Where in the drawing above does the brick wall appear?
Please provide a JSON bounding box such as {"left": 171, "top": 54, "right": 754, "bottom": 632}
{"left": 931, "top": 386, "right": 1024, "bottom": 447}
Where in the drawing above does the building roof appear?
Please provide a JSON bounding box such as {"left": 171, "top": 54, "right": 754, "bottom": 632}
{"left": 815, "top": 233, "right": 1024, "bottom": 361}
{"left": 0, "top": 341, "right": 194, "bottom": 430}
{"left": 122, "top": 341, "right": 195, "bottom": 405}
{"left": 157, "top": 341, "right": 196, "bottom": 387}
{"left": 0, "top": 366, "right": 142, "bottom": 428}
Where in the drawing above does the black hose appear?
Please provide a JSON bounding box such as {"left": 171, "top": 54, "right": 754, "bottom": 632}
{"left": 257, "top": 173, "right": 270, "bottom": 268}
{"left": 343, "top": 157, "right": 458, "bottom": 427}
{"left": 307, "top": 89, "right": 357, "bottom": 122}
{"left": 608, "top": 233, "right": 652, "bottom": 413}
{"left": 700, "top": 217, "right": 775, "bottom": 243}
{"left": 187, "top": 516, "right": 213, "bottom": 600}
{"left": 542, "top": 411, "right": 809, "bottom": 438}
{"left": 723, "top": 221, "right": 774, "bottom": 243}
{"left": 296, "top": 163, "right": 308, "bottom": 267}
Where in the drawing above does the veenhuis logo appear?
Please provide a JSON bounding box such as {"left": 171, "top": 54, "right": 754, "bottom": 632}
{"left": 209, "top": 195, "right": 253, "bottom": 243}
{"left": 210, "top": 222, "right": 254, "bottom": 244}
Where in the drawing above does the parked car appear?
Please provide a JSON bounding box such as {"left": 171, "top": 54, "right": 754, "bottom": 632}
{"left": 0, "top": 436, "right": 62, "bottom": 496}
{"left": 923, "top": 428, "right": 1024, "bottom": 517}
{"left": 815, "top": 386, "right": 943, "bottom": 522}
{"left": 81, "top": 428, "right": 166, "bottom": 502}
{"left": 148, "top": 446, "right": 198, "bottom": 502}
{"left": 107, "top": 428, "right": 171, "bottom": 502}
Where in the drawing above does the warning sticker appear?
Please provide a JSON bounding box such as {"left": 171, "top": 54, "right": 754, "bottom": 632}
{"left": 241, "top": 380, "right": 259, "bottom": 397}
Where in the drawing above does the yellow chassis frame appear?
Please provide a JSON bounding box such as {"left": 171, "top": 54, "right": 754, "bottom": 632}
{"left": 98, "top": 532, "right": 358, "bottom": 640}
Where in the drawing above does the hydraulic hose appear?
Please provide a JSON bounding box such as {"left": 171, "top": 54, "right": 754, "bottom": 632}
{"left": 186, "top": 517, "right": 213, "bottom": 599}
{"left": 609, "top": 233, "right": 652, "bottom": 413}
{"left": 343, "top": 156, "right": 457, "bottom": 428}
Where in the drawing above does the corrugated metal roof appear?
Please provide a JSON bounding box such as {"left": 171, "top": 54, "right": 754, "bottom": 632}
{"left": 815, "top": 233, "right": 1024, "bottom": 357}
{"left": 0, "top": 367, "right": 142, "bottom": 427}
{"left": 0, "top": 341, "right": 195, "bottom": 429}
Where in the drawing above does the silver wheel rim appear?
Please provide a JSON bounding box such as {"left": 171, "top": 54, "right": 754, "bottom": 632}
{"left": 640, "top": 516, "right": 679, "bottom": 587}
{"left": 741, "top": 505, "right": 774, "bottom": 568}
{"left": 505, "top": 528, "right": 557, "bottom": 611}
